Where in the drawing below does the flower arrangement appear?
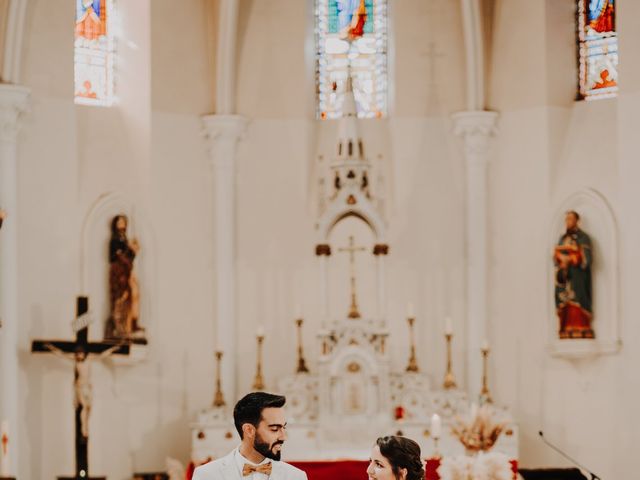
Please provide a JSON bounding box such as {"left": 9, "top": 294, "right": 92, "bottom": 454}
{"left": 450, "top": 404, "right": 506, "bottom": 453}
{"left": 439, "top": 451, "right": 513, "bottom": 480}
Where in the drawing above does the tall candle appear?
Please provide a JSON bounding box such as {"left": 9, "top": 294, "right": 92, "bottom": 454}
{"left": 445, "top": 316, "right": 453, "bottom": 335}
{"left": 0, "top": 419, "right": 10, "bottom": 476}
{"left": 407, "top": 302, "right": 415, "bottom": 318}
{"left": 430, "top": 413, "right": 442, "bottom": 438}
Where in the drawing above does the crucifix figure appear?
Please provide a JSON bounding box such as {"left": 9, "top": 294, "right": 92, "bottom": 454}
{"left": 338, "top": 235, "right": 366, "bottom": 319}
{"left": 32, "top": 296, "right": 129, "bottom": 480}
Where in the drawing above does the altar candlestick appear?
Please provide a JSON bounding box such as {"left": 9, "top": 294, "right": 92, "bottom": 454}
{"left": 443, "top": 329, "right": 457, "bottom": 389}
{"left": 480, "top": 344, "right": 493, "bottom": 404}
{"left": 212, "top": 351, "right": 226, "bottom": 407}
{"left": 252, "top": 332, "right": 266, "bottom": 390}
{"left": 405, "top": 316, "right": 419, "bottom": 372}
{"left": 295, "top": 318, "right": 310, "bottom": 373}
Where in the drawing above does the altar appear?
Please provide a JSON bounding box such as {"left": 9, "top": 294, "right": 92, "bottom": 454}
{"left": 190, "top": 71, "right": 518, "bottom": 472}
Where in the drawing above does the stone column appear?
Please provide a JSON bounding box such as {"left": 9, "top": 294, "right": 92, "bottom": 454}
{"left": 203, "top": 114, "right": 246, "bottom": 403}
{"left": 0, "top": 84, "right": 29, "bottom": 477}
{"left": 452, "top": 110, "right": 497, "bottom": 400}
{"left": 215, "top": 0, "right": 240, "bottom": 115}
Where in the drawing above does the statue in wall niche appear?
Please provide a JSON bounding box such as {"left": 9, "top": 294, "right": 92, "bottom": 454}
{"left": 105, "top": 214, "right": 145, "bottom": 340}
{"left": 553, "top": 210, "right": 595, "bottom": 339}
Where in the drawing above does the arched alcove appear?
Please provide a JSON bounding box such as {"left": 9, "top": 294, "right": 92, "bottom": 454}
{"left": 80, "top": 192, "right": 155, "bottom": 346}
{"left": 547, "top": 188, "right": 621, "bottom": 358}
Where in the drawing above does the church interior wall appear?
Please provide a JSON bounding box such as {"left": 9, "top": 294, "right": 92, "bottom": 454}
{"left": 14, "top": 0, "right": 218, "bottom": 477}
{"left": 232, "top": 0, "right": 469, "bottom": 400}
{"left": 0, "top": 0, "right": 9, "bottom": 80}
{"left": 5, "top": 0, "right": 640, "bottom": 477}
{"left": 486, "top": 1, "right": 633, "bottom": 478}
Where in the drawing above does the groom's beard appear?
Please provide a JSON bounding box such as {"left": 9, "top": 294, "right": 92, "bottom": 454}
{"left": 254, "top": 433, "right": 284, "bottom": 461}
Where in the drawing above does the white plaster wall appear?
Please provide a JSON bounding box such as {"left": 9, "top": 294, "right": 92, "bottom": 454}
{"left": 12, "top": 0, "right": 640, "bottom": 478}
{"left": 231, "top": 0, "right": 469, "bottom": 413}
{"left": 487, "top": 1, "right": 637, "bottom": 478}
{"left": 16, "top": 0, "right": 216, "bottom": 477}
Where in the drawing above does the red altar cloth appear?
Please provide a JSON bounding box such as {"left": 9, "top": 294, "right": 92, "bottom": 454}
{"left": 289, "top": 459, "right": 518, "bottom": 480}
{"left": 188, "top": 458, "right": 518, "bottom": 480}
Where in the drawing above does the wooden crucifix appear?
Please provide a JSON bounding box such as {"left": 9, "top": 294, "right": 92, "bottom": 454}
{"left": 338, "top": 235, "right": 366, "bottom": 319}
{"left": 31, "top": 296, "right": 130, "bottom": 480}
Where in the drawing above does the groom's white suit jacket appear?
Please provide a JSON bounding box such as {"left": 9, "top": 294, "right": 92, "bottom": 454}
{"left": 192, "top": 449, "right": 308, "bottom": 480}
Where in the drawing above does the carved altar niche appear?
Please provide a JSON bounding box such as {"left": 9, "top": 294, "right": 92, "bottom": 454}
{"left": 81, "top": 192, "right": 154, "bottom": 362}
{"left": 547, "top": 189, "right": 621, "bottom": 358}
{"left": 327, "top": 217, "right": 377, "bottom": 320}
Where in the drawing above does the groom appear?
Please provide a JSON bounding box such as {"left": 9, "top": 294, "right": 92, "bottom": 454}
{"left": 193, "top": 392, "right": 308, "bottom": 480}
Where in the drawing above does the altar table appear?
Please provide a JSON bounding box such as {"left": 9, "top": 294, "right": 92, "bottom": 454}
{"left": 188, "top": 458, "right": 518, "bottom": 480}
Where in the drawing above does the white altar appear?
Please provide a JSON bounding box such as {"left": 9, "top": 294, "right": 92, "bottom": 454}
{"left": 190, "top": 76, "right": 518, "bottom": 464}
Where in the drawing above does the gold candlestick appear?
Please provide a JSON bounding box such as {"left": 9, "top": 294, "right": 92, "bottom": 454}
{"left": 480, "top": 345, "right": 493, "bottom": 403}
{"left": 405, "top": 317, "right": 419, "bottom": 372}
{"left": 213, "top": 350, "right": 226, "bottom": 407}
{"left": 443, "top": 333, "right": 457, "bottom": 389}
{"left": 252, "top": 334, "right": 265, "bottom": 390}
{"left": 295, "top": 318, "right": 310, "bottom": 373}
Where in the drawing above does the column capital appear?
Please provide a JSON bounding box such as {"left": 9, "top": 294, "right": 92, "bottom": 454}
{"left": 452, "top": 110, "right": 498, "bottom": 159}
{"left": 202, "top": 114, "right": 247, "bottom": 141}
{"left": 202, "top": 114, "right": 248, "bottom": 168}
{"left": 0, "top": 84, "right": 30, "bottom": 144}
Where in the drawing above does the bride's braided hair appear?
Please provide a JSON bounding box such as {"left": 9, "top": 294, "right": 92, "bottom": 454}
{"left": 375, "top": 436, "right": 425, "bottom": 480}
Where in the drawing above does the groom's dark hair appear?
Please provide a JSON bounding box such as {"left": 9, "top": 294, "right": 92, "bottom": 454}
{"left": 234, "top": 392, "right": 286, "bottom": 438}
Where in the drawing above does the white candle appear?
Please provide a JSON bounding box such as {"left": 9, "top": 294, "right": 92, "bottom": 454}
{"left": 430, "top": 413, "right": 442, "bottom": 438}
{"left": 0, "top": 419, "right": 9, "bottom": 476}
{"left": 407, "top": 302, "right": 415, "bottom": 318}
{"left": 445, "top": 316, "right": 453, "bottom": 335}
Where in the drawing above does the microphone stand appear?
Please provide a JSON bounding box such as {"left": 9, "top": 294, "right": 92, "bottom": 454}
{"left": 538, "top": 431, "right": 601, "bottom": 480}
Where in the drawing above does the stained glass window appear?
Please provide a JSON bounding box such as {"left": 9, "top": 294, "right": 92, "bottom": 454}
{"left": 74, "top": 0, "right": 114, "bottom": 106}
{"left": 577, "top": 0, "right": 617, "bottom": 100}
{"left": 316, "top": 0, "right": 388, "bottom": 119}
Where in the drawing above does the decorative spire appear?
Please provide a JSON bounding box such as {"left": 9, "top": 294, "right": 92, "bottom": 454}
{"left": 336, "top": 69, "right": 362, "bottom": 162}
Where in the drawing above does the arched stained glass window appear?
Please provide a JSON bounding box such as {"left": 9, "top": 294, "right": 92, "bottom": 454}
{"left": 74, "top": 0, "right": 115, "bottom": 106}
{"left": 577, "top": 0, "right": 617, "bottom": 100}
{"left": 316, "top": 0, "right": 388, "bottom": 119}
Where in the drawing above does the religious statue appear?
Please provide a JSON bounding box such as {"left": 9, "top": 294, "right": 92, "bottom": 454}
{"left": 43, "top": 342, "right": 123, "bottom": 439}
{"left": 553, "top": 210, "right": 594, "bottom": 339}
{"left": 105, "top": 214, "right": 144, "bottom": 340}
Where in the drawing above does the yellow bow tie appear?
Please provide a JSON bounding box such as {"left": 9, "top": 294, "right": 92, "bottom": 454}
{"left": 242, "top": 462, "right": 272, "bottom": 476}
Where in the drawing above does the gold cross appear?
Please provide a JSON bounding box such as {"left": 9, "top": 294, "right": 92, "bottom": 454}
{"left": 338, "top": 236, "right": 366, "bottom": 319}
